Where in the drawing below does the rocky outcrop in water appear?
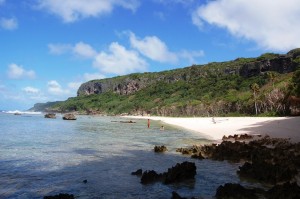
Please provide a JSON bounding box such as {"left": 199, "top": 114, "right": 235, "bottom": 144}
{"left": 154, "top": 145, "right": 167, "bottom": 153}
{"left": 139, "top": 161, "right": 196, "bottom": 185}
{"left": 62, "top": 113, "right": 76, "bottom": 120}
{"left": 131, "top": 169, "right": 143, "bottom": 176}
{"left": 140, "top": 170, "right": 162, "bottom": 184}
{"left": 177, "top": 136, "right": 300, "bottom": 184}
{"left": 44, "top": 193, "right": 74, "bottom": 199}
{"left": 44, "top": 113, "right": 56, "bottom": 119}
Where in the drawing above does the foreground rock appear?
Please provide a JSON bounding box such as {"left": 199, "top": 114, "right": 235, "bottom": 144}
{"left": 131, "top": 169, "right": 143, "bottom": 176}
{"left": 177, "top": 135, "right": 300, "bottom": 184}
{"left": 62, "top": 113, "right": 77, "bottom": 120}
{"left": 164, "top": 161, "right": 197, "bottom": 184}
{"left": 139, "top": 161, "right": 196, "bottom": 185}
{"left": 215, "top": 182, "right": 300, "bottom": 199}
{"left": 44, "top": 193, "right": 74, "bottom": 199}
{"left": 140, "top": 170, "right": 163, "bottom": 184}
{"left": 44, "top": 113, "right": 56, "bottom": 119}
{"left": 171, "top": 191, "right": 187, "bottom": 199}
{"left": 216, "top": 183, "right": 262, "bottom": 199}
{"left": 266, "top": 182, "right": 300, "bottom": 199}
{"left": 237, "top": 158, "right": 298, "bottom": 184}
{"left": 154, "top": 145, "right": 167, "bottom": 153}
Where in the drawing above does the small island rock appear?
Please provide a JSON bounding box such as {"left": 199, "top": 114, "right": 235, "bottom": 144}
{"left": 62, "top": 113, "right": 77, "bottom": 120}
{"left": 44, "top": 113, "right": 56, "bottom": 119}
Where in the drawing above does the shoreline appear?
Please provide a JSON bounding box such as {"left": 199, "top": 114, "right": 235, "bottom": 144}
{"left": 123, "top": 116, "right": 300, "bottom": 142}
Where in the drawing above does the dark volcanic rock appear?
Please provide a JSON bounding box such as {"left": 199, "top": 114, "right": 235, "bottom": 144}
{"left": 140, "top": 162, "right": 196, "bottom": 185}
{"left": 207, "top": 141, "right": 253, "bottom": 162}
{"left": 140, "top": 170, "right": 162, "bottom": 184}
{"left": 191, "top": 152, "right": 205, "bottom": 160}
{"left": 154, "top": 145, "right": 167, "bottom": 153}
{"left": 131, "top": 169, "right": 143, "bottom": 176}
{"left": 176, "top": 145, "right": 203, "bottom": 156}
{"left": 62, "top": 113, "right": 77, "bottom": 120}
{"left": 44, "top": 193, "right": 74, "bottom": 199}
{"left": 266, "top": 182, "right": 300, "bottom": 199}
{"left": 163, "top": 161, "right": 196, "bottom": 184}
{"left": 216, "top": 182, "right": 300, "bottom": 199}
{"left": 171, "top": 191, "right": 187, "bottom": 199}
{"left": 215, "top": 183, "right": 262, "bottom": 199}
{"left": 44, "top": 113, "right": 56, "bottom": 119}
{"left": 238, "top": 159, "right": 298, "bottom": 184}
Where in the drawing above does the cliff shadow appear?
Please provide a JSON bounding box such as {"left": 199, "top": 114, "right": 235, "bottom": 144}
{"left": 238, "top": 117, "right": 300, "bottom": 142}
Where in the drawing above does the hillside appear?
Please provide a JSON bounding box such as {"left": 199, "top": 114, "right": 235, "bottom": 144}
{"left": 29, "top": 101, "right": 62, "bottom": 112}
{"left": 48, "top": 49, "right": 300, "bottom": 116}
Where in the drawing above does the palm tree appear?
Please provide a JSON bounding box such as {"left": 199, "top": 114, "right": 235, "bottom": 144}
{"left": 251, "top": 83, "right": 260, "bottom": 115}
{"left": 267, "top": 71, "right": 276, "bottom": 89}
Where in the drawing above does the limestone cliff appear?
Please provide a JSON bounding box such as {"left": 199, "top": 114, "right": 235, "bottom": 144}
{"left": 77, "top": 49, "right": 298, "bottom": 97}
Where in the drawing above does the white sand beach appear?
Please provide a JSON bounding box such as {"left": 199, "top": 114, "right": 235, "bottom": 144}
{"left": 124, "top": 116, "right": 300, "bottom": 142}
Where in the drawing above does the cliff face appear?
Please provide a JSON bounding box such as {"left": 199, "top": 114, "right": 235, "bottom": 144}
{"left": 239, "top": 56, "right": 295, "bottom": 77}
{"left": 77, "top": 49, "right": 298, "bottom": 97}
{"left": 77, "top": 77, "right": 152, "bottom": 96}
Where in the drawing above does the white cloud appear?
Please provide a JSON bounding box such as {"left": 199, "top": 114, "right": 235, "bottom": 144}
{"left": 0, "top": 85, "right": 6, "bottom": 93}
{"left": 67, "top": 82, "right": 82, "bottom": 90}
{"left": 49, "top": 42, "right": 97, "bottom": 58}
{"left": 7, "top": 63, "right": 36, "bottom": 79}
{"left": 0, "top": 17, "right": 18, "bottom": 30}
{"left": 129, "top": 32, "right": 178, "bottom": 63}
{"left": 83, "top": 73, "right": 106, "bottom": 81}
{"left": 22, "top": 86, "right": 40, "bottom": 94}
{"left": 47, "top": 80, "right": 70, "bottom": 95}
{"left": 93, "top": 42, "right": 147, "bottom": 75}
{"left": 48, "top": 43, "right": 72, "bottom": 55}
{"left": 154, "top": 0, "right": 194, "bottom": 5}
{"left": 37, "top": 0, "right": 140, "bottom": 23}
{"left": 73, "top": 42, "right": 97, "bottom": 58}
{"left": 179, "top": 50, "right": 204, "bottom": 64}
{"left": 193, "top": 0, "right": 300, "bottom": 51}
{"left": 153, "top": 11, "right": 166, "bottom": 21}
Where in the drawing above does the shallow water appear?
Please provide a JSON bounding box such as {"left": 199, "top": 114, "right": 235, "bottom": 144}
{"left": 0, "top": 113, "right": 261, "bottom": 198}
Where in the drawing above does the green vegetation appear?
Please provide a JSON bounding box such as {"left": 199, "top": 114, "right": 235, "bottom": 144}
{"left": 290, "top": 69, "right": 300, "bottom": 97}
{"left": 49, "top": 50, "right": 300, "bottom": 116}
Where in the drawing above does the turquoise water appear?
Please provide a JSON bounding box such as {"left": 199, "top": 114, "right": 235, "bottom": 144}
{"left": 0, "top": 113, "right": 250, "bottom": 198}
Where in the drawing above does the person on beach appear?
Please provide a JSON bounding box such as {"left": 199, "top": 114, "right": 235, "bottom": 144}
{"left": 147, "top": 119, "right": 150, "bottom": 128}
{"left": 212, "top": 117, "right": 216, "bottom": 124}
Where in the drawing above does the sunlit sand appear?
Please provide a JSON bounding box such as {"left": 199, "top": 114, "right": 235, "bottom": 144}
{"left": 124, "top": 116, "right": 300, "bottom": 142}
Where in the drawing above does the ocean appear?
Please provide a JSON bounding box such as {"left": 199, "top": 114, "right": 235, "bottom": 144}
{"left": 0, "top": 112, "right": 256, "bottom": 199}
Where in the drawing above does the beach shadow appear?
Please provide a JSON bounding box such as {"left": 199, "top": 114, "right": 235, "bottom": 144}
{"left": 238, "top": 117, "right": 300, "bottom": 142}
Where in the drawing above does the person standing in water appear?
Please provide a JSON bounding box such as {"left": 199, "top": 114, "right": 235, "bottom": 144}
{"left": 147, "top": 119, "right": 150, "bottom": 128}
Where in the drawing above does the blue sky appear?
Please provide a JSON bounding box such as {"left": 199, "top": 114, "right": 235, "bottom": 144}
{"left": 1, "top": 0, "right": 300, "bottom": 110}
